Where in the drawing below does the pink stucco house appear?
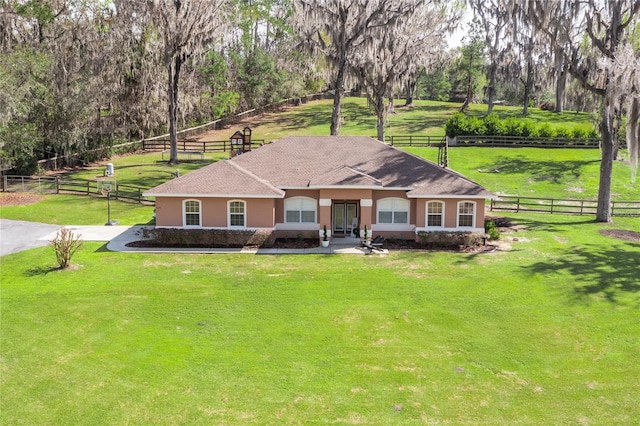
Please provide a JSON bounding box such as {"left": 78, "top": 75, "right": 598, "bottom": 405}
{"left": 143, "top": 136, "right": 494, "bottom": 240}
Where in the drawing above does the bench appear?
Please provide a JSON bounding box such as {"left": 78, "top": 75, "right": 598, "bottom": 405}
{"left": 362, "top": 235, "right": 385, "bottom": 254}
{"left": 161, "top": 150, "right": 204, "bottom": 161}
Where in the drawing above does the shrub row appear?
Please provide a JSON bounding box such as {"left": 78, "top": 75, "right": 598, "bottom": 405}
{"left": 135, "top": 227, "right": 275, "bottom": 248}
{"left": 445, "top": 113, "right": 598, "bottom": 139}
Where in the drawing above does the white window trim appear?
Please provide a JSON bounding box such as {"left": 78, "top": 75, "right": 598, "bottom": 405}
{"left": 456, "top": 201, "right": 476, "bottom": 229}
{"left": 426, "top": 200, "right": 445, "bottom": 229}
{"left": 228, "top": 199, "right": 246, "bottom": 228}
{"left": 183, "top": 199, "right": 202, "bottom": 228}
{"left": 376, "top": 197, "right": 410, "bottom": 225}
{"left": 284, "top": 196, "right": 317, "bottom": 224}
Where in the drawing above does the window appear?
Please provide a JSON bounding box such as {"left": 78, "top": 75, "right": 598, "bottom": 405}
{"left": 377, "top": 198, "right": 409, "bottom": 224}
{"left": 228, "top": 200, "right": 246, "bottom": 227}
{"left": 285, "top": 197, "right": 317, "bottom": 223}
{"left": 427, "top": 201, "right": 444, "bottom": 227}
{"left": 183, "top": 200, "right": 201, "bottom": 227}
{"left": 457, "top": 201, "right": 476, "bottom": 228}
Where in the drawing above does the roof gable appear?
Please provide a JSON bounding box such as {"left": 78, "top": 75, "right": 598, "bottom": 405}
{"left": 143, "top": 159, "right": 284, "bottom": 198}
{"left": 145, "top": 136, "right": 492, "bottom": 198}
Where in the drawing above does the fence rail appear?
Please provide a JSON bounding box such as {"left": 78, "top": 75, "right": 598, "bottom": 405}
{"left": 1, "top": 175, "right": 58, "bottom": 193}
{"left": 2, "top": 175, "right": 152, "bottom": 204}
{"left": 454, "top": 135, "right": 603, "bottom": 148}
{"left": 385, "top": 135, "right": 445, "bottom": 147}
{"left": 142, "top": 139, "right": 267, "bottom": 153}
{"left": 491, "top": 196, "right": 640, "bottom": 216}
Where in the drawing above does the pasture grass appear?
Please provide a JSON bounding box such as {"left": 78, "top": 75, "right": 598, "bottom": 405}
{"left": 66, "top": 151, "right": 229, "bottom": 188}
{"left": 404, "top": 147, "right": 639, "bottom": 200}
{"left": 1, "top": 213, "right": 639, "bottom": 424}
{"left": 200, "top": 98, "right": 596, "bottom": 141}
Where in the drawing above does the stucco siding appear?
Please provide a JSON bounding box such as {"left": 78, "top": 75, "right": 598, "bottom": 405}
{"left": 155, "top": 197, "right": 184, "bottom": 227}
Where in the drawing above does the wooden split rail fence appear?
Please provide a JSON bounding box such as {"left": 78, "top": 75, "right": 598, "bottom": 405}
{"left": 491, "top": 196, "right": 640, "bottom": 217}
{"left": 1, "top": 175, "right": 153, "bottom": 204}
{"left": 142, "top": 139, "right": 267, "bottom": 153}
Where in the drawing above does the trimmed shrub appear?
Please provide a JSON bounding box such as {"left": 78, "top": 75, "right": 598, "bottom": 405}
{"left": 483, "top": 113, "right": 507, "bottom": 136}
{"left": 465, "top": 116, "right": 486, "bottom": 136}
{"left": 538, "top": 123, "right": 554, "bottom": 138}
{"left": 504, "top": 118, "right": 524, "bottom": 137}
{"left": 136, "top": 228, "right": 274, "bottom": 248}
{"left": 484, "top": 220, "right": 500, "bottom": 240}
{"left": 444, "top": 113, "right": 466, "bottom": 137}
{"left": 554, "top": 127, "right": 571, "bottom": 138}
{"left": 521, "top": 121, "right": 539, "bottom": 137}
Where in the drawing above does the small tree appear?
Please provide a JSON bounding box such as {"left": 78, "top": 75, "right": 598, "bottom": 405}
{"left": 50, "top": 227, "right": 83, "bottom": 269}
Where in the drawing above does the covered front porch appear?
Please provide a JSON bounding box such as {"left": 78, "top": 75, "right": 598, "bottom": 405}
{"left": 317, "top": 188, "right": 374, "bottom": 240}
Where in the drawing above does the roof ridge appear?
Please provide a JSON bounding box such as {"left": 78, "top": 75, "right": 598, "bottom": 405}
{"left": 226, "top": 159, "right": 284, "bottom": 194}
{"left": 343, "top": 165, "right": 383, "bottom": 185}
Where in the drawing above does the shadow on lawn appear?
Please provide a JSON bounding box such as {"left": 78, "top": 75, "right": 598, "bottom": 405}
{"left": 523, "top": 243, "right": 640, "bottom": 305}
{"left": 24, "top": 265, "right": 60, "bottom": 276}
{"left": 477, "top": 157, "right": 599, "bottom": 183}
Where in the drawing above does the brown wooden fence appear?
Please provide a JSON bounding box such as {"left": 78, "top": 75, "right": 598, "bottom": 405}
{"left": 491, "top": 196, "right": 640, "bottom": 216}
{"left": 142, "top": 139, "right": 267, "bottom": 153}
{"left": 384, "top": 135, "right": 445, "bottom": 147}
{"left": 454, "top": 135, "right": 604, "bottom": 148}
{"left": 1, "top": 175, "right": 152, "bottom": 204}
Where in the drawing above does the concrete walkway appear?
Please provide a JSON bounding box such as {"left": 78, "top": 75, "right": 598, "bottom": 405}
{"left": 0, "top": 220, "right": 386, "bottom": 256}
{"left": 105, "top": 229, "right": 384, "bottom": 255}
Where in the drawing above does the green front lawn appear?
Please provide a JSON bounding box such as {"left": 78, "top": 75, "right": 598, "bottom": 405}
{"left": 1, "top": 214, "right": 639, "bottom": 424}
{"left": 0, "top": 194, "right": 155, "bottom": 226}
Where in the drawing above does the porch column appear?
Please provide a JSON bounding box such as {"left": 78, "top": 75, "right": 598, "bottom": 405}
{"left": 319, "top": 198, "right": 332, "bottom": 230}
{"left": 360, "top": 199, "right": 373, "bottom": 234}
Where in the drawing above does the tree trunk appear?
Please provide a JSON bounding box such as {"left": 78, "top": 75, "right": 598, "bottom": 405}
{"left": 375, "top": 94, "right": 385, "bottom": 142}
{"left": 404, "top": 80, "right": 416, "bottom": 106}
{"left": 627, "top": 97, "right": 639, "bottom": 183}
{"left": 486, "top": 63, "right": 496, "bottom": 114}
{"left": 596, "top": 101, "right": 615, "bottom": 222}
{"left": 330, "top": 58, "right": 347, "bottom": 136}
{"left": 168, "top": 55, "right": 183, "bottom": 164}
{"left": 522, "top": 60, "right": 533, "bottom": 116}
{"left": 555, "top": 63, "right": 567, "bottom": 113}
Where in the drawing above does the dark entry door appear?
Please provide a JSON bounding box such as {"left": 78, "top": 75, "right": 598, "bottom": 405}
{"left": 333, "top": 202, "right": 358, "bottom": 236}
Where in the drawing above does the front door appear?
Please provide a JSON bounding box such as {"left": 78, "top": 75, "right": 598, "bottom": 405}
{"left": 333, "top": 202, "right": 358, "bottom": 237}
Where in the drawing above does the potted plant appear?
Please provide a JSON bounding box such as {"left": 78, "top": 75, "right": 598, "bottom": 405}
{"left": 321, "top": 225, "right": 330, "bottom": 248}
{"left": 363, "top": 225, "right": 370, "bottom": 243}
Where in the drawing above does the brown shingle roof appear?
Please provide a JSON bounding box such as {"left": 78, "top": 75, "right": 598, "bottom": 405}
{"left": 143, "top": 159, "right": 284, "bottom": 198}
{"left": 144, "top": 136, "right": 493, "bottom": 198}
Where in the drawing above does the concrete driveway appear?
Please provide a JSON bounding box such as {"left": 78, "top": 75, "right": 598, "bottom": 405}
{"left": 0, "top": 219, "right": 61, "bottom": 257}
{"left": 0, "top": 220, "right": 136, "bottom": 257}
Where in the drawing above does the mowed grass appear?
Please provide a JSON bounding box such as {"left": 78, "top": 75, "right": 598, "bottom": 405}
{"left": 1, "top": 213, "right": 639, "bottom": 424}
{"left": 404, "top": 147, "right": 639, "bottom": 200}
{"left": 1, "top": 99, "right": 638, "bottom": 424}
{"left": 0, "top": 194, "right": 155, "bottom": 225}
{"left": 64, "top": 151, "right": 229, "bottom": 188}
